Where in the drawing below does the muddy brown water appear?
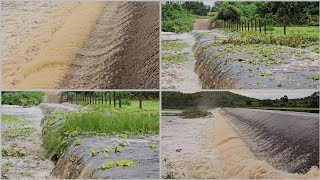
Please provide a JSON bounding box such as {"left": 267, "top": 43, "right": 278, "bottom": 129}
{"left": 2, "top": 2, "right": 159, "bottom": 89}
{"left": 193, "top": 19, "right": 211, "bottom": 30}
{"left": 161, "top": 108, "right": 319, "bottom": 179}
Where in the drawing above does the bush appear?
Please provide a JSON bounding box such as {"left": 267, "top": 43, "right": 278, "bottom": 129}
{"left": 162, "top": 2, "right": 194, "bottom": 33}
{"left": 2, "top": 92, "right": 44, "bottom": 106}
{"left": 181, "top": 108, "right": 210, "bottom": 118}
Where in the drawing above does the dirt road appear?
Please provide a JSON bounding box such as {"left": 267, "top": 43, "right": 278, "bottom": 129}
{"left": 161, "top": 109, "right": 319, "bottom": 179}
{"left": 2, "top": 2, "right": 159, "bottom": 89}
{"left": 193, "top": 19, "right": 211, "bottom": 30}
{"left": 1, "top": 105, "right": 54, "bottom": 179}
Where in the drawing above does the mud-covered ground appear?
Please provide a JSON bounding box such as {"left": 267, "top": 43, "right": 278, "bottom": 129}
{"left": 161, "top": 108, "right": 319, "bottom": 179}
{"left": 2, "top": 1, "right": 159, "bottom": 89}
{"left": 1, "top": 105, "right": 54, "bottom": 179}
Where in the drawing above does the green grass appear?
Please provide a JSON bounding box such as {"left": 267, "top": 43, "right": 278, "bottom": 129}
{"left": 251, "top": 107, "right": 319, "bottom": 113}
{"left": 181, "top": 108, "right": 210, "bottom": 118}
{"left": 162, "top": 53, "right": 188, "bottom": 64}
{"left": 1, "top": 114, "right": 20, "bottom": 123}
{"left": 162, "top": 40, "right": 188, "bottom": 51}
{"left": 223, "top": 26, "right": 319, "bottom": 48}
{"left": 42, "top": 100, "right": 159, "bottom": 161}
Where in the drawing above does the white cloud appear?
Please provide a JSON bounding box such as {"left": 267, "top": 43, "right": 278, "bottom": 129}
{"left": 230, "top": 90, "right": 316, "bottom": 100}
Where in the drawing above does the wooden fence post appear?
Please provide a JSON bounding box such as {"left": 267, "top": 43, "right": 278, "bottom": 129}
{"left": 259, "top": 18, "right": 261, "bottom": 33}
{"left": 255, "top": 19, "right": 257, "bottom": 31}
{"left": 119, "top": 94, "right": 121, "bottom": 108}
{"left": 113, "top": 92, "right": 116, "bottom": 108}
{"left": 264, "top": 19, "right": 267, "bottom": 34}
{"left": 241, "top": 21, "right": 243, "bottom": 31}
{"left": 244, "top": 20, "right": 246, "bottom": 31}
{"left": 139, "top": 93, "right": 142, "bottom": 109}
{"left": 247, "top": 20, "right": 250, "bottom": 31}
{"left": 283, "top": 19, "right": 286, "bottom": 35}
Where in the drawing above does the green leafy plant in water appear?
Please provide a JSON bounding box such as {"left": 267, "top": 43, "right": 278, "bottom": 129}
{"left": 162, "top": 40, "right": 188, "bottom": 51}
{"left": 306, "top": 75, "right": 320, "bottom": 81}
{"left": 74, "top": 138, "right": 82, "bottom": 146}
{"left": 2, "top": 114, "right": 20, "bottom": 123}
{"left": 2, "top": 127, "right": 35, "bottom": 139}
{"left": 116, "top": 160, "right": 134, "bottom": 167}
{"left": 1, "top": 147, "right": 25, "bottom": 157}
{"left": 101, "top": 148, "right": 112, "bottom": 154}
{"left": 277, "top": 83, "right": 283, "bottom": 87}
{"left": 114, "top": 146, "right": 124, "bottom": 153}
{"left": 118, "top": 134, "right": 128, "bottom": 139}
{"left": 100, "top": 161, "right": 115, "bottom": 170}
{"left": 260, "top": 70, "right": 269, "bottom": 77}
{"left": 162, "top": 53, "right": 188, "bottom": 64}
{"left": 69, "top": 155, "right": 76, "bottom": 162}
{"left": 138, "top": 134, "right": 145, "bottom": 139}
{"left": 149, "top": 144, "right": 157, "bottom": 149}
{"left": 89, "top": 148, "right": 95, "bottom": 157}
{"left": 119, "top": 142, "right": 128, "bottom": 147}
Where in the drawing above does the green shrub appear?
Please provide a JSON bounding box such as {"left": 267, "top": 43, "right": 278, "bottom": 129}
{"left": 2, "top": 92, "right": 44, "bottom": 106}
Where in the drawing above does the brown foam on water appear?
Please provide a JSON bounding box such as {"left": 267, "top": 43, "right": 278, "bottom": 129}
{"left": 213, "top": 108, "right": 319, "bottom": 179}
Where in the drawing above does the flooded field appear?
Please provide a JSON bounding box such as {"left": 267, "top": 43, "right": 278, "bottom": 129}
{"left": 161, "top": 108, "right": 320, "bottom": 179}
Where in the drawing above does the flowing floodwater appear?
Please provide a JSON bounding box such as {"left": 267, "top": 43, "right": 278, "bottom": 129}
{"left": 1, "top": 105, "right": 54, "bottom": 179}
{"left": 161, "top": 108, "right": 319, "bottom": 179}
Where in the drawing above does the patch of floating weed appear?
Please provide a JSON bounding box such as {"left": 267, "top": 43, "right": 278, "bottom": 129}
{"left": 260, "top": 70, "right": 269, "bottom": 77}
{"left": 69, "top": 154, "right": 76, "bottom": 162}
{"left": 162, "top": 53, "right": 188, "bottom": 64}
{"left": 101, "top": 148, "right": 112, "bottom": 154}
{"left": 74, "top": 138, "right": 82, "bottom": 146}
{"left": 1, "top": 147, "right": 25, "bottom": 157}
{"left": 162, "top": 40, "right": 188, "bottom": 51}
{"left": 306, "top": 75, "right": 320, "bottom": 81}
{"left": 2, "top": 114, "right": 20, "bottom": 123}
{"left": 277, "top": 82, "right": 283, "bottom": 87}
{"left": 116, "top": 160, "right": 134, "bottom": 167}
{"left": 114, "top": 146, "right": 124, "bottom": 153}
{"left": 2, "top": 127, "right": 35, "bottom": 139}
{"left": 89, "top": 148, "right": 95, "bottom": 157}
{"left": 149, "top": 144, "right": 157, "bottom": 149}
{"left": 100, "top": 161, "right": 115, "bottom": 170}
{"left": 119, "top": 142, "right": 128, "bottom": 147}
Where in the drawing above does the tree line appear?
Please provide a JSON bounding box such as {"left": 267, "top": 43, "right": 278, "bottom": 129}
{"left": 162, "top": 91, "right": 319, "bottom": 109}
{"left": 62, "top": 91, "right": 159, "bottom": 109}
{"left": 213, "top": 2, "right": 319, "bottom": 26}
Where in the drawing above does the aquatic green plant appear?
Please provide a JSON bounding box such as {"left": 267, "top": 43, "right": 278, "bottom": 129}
{"left": 100, "top": 161, "right": 115, "bottom": 170}
{"left": 116, "top": 160, "right": 134, "bottom": 167}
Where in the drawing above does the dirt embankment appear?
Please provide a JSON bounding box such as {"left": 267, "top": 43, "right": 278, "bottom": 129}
{"left": 193, "top": 19, "right": 211, "bottom": 30}
{"left": 60, "top": 2, "right": 160, "bottom": 89}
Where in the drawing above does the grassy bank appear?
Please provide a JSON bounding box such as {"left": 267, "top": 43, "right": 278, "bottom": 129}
{"left": 43, "top": 100, "right": 159, "bottom": 160}
{"left": 223, "top": 26, "right": 319, "bottom": 48}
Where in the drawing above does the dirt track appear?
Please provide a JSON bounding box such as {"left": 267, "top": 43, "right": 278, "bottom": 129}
{"left": 2, "top": 2, "right": 159, "bottom": 89}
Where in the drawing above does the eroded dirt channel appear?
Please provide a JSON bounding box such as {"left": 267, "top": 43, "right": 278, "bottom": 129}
{"left": 2, "top": 1, "right": 159, "bottom": 89}
{"left": 161, "top": 108, "right": 319, "bottom": 179}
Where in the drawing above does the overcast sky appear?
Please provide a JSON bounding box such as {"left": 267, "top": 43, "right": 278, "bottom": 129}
{"left": 202, "top": 0, "right": 215, "bottom": 7}
{"left": 230, "top": 90, "right": 316, "bottom": 100}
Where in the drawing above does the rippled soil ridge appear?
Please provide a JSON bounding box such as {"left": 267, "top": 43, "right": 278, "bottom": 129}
{"left": 61, "top": 2, "right": 159, "bottom": 89}
{"left": 2, "top": 1, "right": 159, "bottom": 89}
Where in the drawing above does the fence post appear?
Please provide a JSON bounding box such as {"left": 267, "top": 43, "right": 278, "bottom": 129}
{"left": 255, "top": 19, "right": 257, "bottom": 31}
{"left": 264, "top": 19, "right": 267, "bottom": 34}
{"left": 283, "top": 19, "right": 286, "bottom": 35}
{"left": 259, "top": 18, "right": 261, "bottom": 33}
{"left": 242, "top": 21, "right": 243, "bottom": 31}
{"left": 113, "top": 92, "right": 116, "bottom": 108}
{"left": 244, "top": 20, "right": 246, "bottom": 31}
{"left": 247, "top": 20, "right": 250, "bottom": 31}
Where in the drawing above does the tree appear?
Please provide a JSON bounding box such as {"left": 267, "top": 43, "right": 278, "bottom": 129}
{"left": 280, "top": 95, "right": 289, "bottom": 102}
